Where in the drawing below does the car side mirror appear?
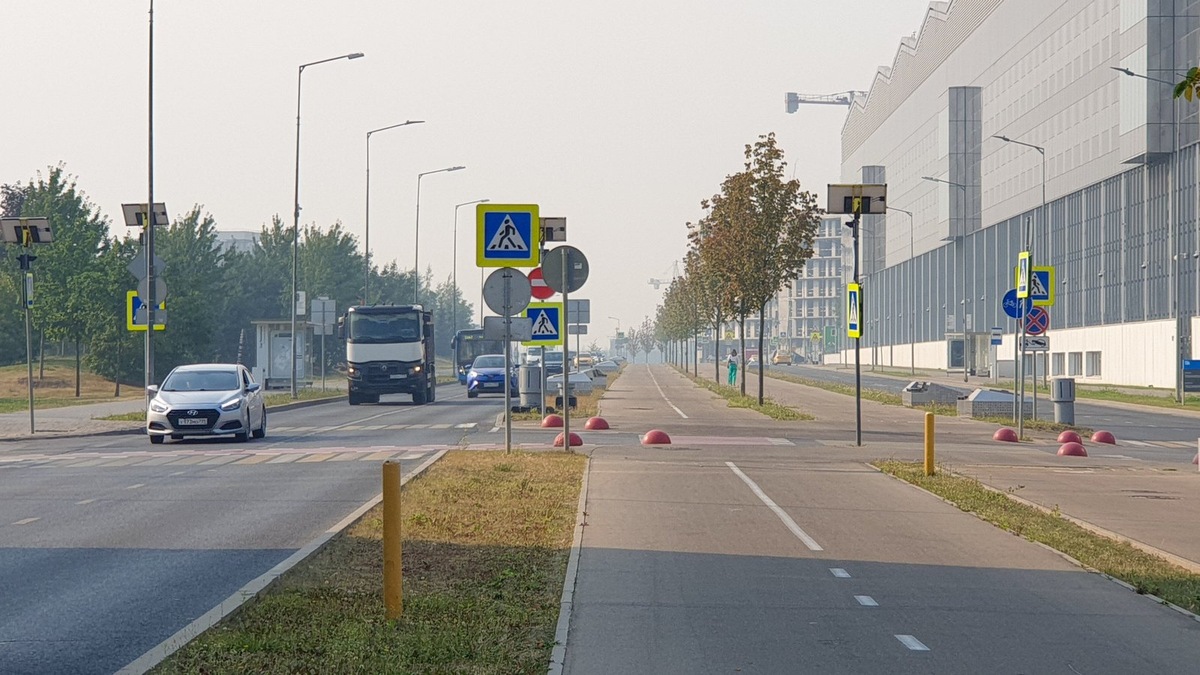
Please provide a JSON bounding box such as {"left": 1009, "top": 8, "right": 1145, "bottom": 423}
{"left": 146, "top": 385, "right": 159, "bottom": 397}
{"left": 246, "top": 382, "right": 261, "bottom": 394}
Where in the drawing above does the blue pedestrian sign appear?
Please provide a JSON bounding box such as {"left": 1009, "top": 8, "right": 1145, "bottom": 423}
{"left": 522, "top": 301, "right": 563, "bottom": 347}
{"left": 477, "top": 203, "right": 540, "bottom": 268}
{"left": 1002, "top": 288, "right": 1031, "bottom": 320}
{"left": 846, "top": 283, "right": 862, "bottom": 338}
{"left": 1012, "top": 264, "right": 1056, "bottom": 307}
{"left": 1016, "top": 251, "right": 1031, "bottom": 299}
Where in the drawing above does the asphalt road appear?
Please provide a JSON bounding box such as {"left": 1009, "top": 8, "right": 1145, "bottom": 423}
{"left": 769, "top": 363, "right": 1200, "bottom": 445}
{"left": 0, "top": 385, "right": 513, "bottom": 675}
{"left": 563, "top": 365, "right": 1200, "bottom": 673}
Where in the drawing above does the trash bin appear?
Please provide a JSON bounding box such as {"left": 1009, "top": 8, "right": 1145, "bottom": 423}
{"left": 519, "top": 364, "right": 542, "bottom": 410}
{"left": 1050, "top": 377, "right": 1075, "bottom": 425}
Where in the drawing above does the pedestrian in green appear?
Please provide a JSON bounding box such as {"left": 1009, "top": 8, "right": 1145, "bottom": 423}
{"left": 727, "top": 349, "right": 738, "bottom": 386}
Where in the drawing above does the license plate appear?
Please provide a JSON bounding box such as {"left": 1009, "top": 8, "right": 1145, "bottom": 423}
{"left": 389, "top": 373, "right": 407, "bottom": 379}
{"left": 483, "top": 382, "right": 500, "bottom": 388}
{"left": 178, "top": 417, "right": 207, "bottom": 426}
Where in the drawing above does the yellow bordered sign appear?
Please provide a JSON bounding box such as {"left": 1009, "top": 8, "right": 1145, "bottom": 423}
{"left": 477, "top": 203, "right": 540, "bottom": 268}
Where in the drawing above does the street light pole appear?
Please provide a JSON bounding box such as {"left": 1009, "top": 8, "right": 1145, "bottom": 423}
{"left": 888, "top": 207, "right": 915, "bottom": 375}
{"left": 991, "top": 135, "right": 1045, "bottom": 434}
{"left": 365, "top": 120, "right": 424, "bottom": 304}
{"left": 453, "top": 199, "right": 489, "bottom": 333}
{"left": 291, "top": 51, "right": 364, "bottom": 399}
{"left": 1112, "top": 66, "right": 1183, "bottom": 402}
{"left": 413, "top": 165, "right": 466, "bottom": 305}
{"left": 922, "top": 176, "right": 969, "bottom": 382}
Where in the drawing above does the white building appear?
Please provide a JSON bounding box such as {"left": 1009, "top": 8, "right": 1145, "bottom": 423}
{"left": 775, "top": 216, "right": 846, "bottom": 360}
{"left": 831, "top": 0, "right": 1199, "bottom": 389}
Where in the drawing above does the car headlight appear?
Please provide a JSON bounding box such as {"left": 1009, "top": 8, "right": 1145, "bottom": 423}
{"left": 468, "top": 370, "right": 477, "bottom": 378}
{"left": 220, "top": 397, "right": 242, "bottom": 411}
{"left": 413, "top": 365, "right": 422, "bottom": 373}
{"left": 149, "top": 399, "right": 168, "bottom": 413}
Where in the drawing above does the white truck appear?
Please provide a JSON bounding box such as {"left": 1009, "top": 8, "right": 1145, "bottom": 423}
{"left": 338, "top": 304, "right": 436, "bottom": 405}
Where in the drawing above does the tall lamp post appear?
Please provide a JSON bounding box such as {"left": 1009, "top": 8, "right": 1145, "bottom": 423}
{"left": 923, "top": 175, "right": 970, "bottom": 382}
{"left": 291, "top": 51, "right": 364, "bottom": 399}
{"left": 365, "top": 120, "right": 424, "bottom": 303}
{"left": 990, "top": 134, "right": 1045, "bottom": 433}
{"left": 888, "top": 206, "right": 916, "bottom": 374}
{"left": 413, "top": 165, "right": 466, "bottom": 305}
{"left": 1111, "top": 66, "right": 1183, "bottom": 403}
{"left": 453, "top": 198, "right": 489, "bottom": 332}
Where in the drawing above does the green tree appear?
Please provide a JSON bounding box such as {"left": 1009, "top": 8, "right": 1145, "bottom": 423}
{"left": 150, "top": 205, "right": 225, "bottom": 379}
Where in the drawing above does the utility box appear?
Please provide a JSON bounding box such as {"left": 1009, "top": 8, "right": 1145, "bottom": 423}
{"left": 519, "top": 364, "right": 543, "bottom": 410}
{"left": 902, "top": 381, "right": 960, "bottom": 407}
{"left": 1051, "top": 377, "right": 1076, "bottom": 425}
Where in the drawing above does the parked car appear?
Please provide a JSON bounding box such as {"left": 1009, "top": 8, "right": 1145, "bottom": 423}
{"left": 547, "top": 371, "right": 595, "bottom": 396}
{"left": 146, "top": 363, "right": 266, "bottom": 444}
{"left": 542, "top": 350, "right": 566, "bottom": 376}
{"left": 466, "top": 354, "right": 517, "bottom": 398}
{"left": 772, "top": 350, "right": 794, "bottom": 365}
{"left": 574, "top": 353, "right": 596, "bottom": 368}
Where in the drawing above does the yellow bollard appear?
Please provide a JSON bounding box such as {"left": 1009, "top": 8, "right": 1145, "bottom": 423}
{"left": 383, "top": 459, "right": 402, "bottom": 619}
{"left": 924, "top": 412, "right": 935, "bottom": 476}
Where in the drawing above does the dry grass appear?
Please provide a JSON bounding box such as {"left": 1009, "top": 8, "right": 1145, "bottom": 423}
{"left": 154, "top": 451, "right": 587, "bottom": 674}
{"left": 0, "top": 359, "right": 140, "bottom": 413}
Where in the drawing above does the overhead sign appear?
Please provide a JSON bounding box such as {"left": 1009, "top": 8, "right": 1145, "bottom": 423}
{"left": 1025, "top": 306, "right": 1050, "bottom": 336}
{"left": 1002, "top": 288, "right": 1031, "bottom": 319}
{"left": 126, "top": 290, "right": 166, "bottom": 331}
{"left": 528, "top": 267, "right": 554, "bottom": 300}
{"left": 1022, "top": 335, "right": 1049, "bottom": 352}
{"left": 846, "top": 282, "right": 862, "bottom": 338}
{"left": 522, "top": 302, "right": 564, "bottom": 347}
{"left": 1016, "top": 251, "right": 1031, "bottom": 299}
{"left": 477, "top": 204, "right": 540, "bottom": 267}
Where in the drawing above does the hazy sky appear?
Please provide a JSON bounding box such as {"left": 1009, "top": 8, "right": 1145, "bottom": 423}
{"left": 4, "top": 1, "right": 932, "bottom": 339}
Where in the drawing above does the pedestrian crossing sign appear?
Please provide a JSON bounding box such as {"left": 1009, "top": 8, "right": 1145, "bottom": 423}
{"left": 847, "top": 283, "right": 862, "bottom": 338}
{"left": 477, "top": 203, "right": 540, "bottom": 268}
{"left": 522, "top": 302, "right": 563, "bottom": 346}
{"left": 1013, "top": 262, "right": 1055, "bottom": 306}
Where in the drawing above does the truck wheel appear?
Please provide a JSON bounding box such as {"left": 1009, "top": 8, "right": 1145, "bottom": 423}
{"left": 349, "top": 392, "right": 361, "bottom": 406}
{"left": 413, "top": 389, "right": 428, "bottom": 405}
{"left": 428, "top": 383, "right": 436, "bottom": 403}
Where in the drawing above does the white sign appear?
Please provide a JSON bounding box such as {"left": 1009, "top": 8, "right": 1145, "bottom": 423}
{"left": 990, "top": 326, "right": 1002, "bottom": 346}
{"left": 1022, "top": 335, "right": 1049, "bottom": 352}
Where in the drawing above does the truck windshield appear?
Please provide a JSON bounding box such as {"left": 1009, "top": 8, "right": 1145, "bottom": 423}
{"left": 348, "top": 311, "right": 421, "bottom": 344}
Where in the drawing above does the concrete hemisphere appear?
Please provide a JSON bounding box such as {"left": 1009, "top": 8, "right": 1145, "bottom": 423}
{"left": 1057, "top": 442, "right": 1088, "bottom": 457}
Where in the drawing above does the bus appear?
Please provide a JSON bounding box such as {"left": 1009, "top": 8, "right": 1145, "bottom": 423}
{"left": 451, "top": 329, "right": 505, "bottom": 384}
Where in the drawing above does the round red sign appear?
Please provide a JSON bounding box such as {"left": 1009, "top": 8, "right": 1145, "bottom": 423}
{"left": 529, "top": 267, "right": 554, "bottom": 300}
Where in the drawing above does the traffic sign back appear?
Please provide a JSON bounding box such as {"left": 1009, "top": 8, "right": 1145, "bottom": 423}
{"left": 477, "top": 204, "right": 539, "bottom": 267}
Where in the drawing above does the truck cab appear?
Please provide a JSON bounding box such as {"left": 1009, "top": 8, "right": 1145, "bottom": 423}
{"left": 339, "top": 305, "right": 436, "bottom": 405}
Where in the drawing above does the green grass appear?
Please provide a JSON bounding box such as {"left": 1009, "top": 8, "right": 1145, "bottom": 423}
{"left": 973, "top": 415, "right": 1093, "bottom": 437}
{"left": 876, "top": 461, "right": 1200, "bottom": 614}
{"left": 679, "top": 368, "right": 811, "bottom": 421}
{"left": 153, "top": 451, "right": 586, "bottom": 675}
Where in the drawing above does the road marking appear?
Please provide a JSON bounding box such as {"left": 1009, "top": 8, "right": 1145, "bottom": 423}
{"left": 895, "top": 635, "right": 930, "bottom": 651}
{"left": 1124, "top": 440, "right": 1152, "bottom": 447}
{"left": 76, "top": 499, "right": 96, "bottom": 505}
{"left": 298, "top": 453, "right": 335, "bottom": 463}
{"left": 168, "top": 471, "right": 187, "bottom": 476}
{"left": 646, "top": 365, "right": 688, "bottom": 419}
{"left": 855, "top": 595, "right": 878, "bottom": 606}
{"left": 12, "top": 517, "right": 39, "bottom": 525}
{"left": 125, "top": 483, "right": 145, "bottom": 490}
{"left": 455, "top": 423, "right": 477, "bottom": 429}
{"left": 233, "top": 454, "right": 273, "bottom": 465}
{"left": 830, "top": 568, "right": 851, "bottom": 578}
{"left": 726, "top": 462, "right": 823, "bottom": 551}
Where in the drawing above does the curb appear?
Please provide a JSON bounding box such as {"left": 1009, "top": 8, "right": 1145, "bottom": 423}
{"left": 0, "top": 396, "right": 348, "bottom": 443}
{"left": 547, "top": 455, "right": 592, "bottom": 675}
{"left": 116, "top": 447, "right": 449, "bottom": 675}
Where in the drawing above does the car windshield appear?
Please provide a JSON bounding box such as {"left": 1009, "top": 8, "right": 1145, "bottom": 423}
{"left": 162, "top": 369, "right": 239, "bottom": 392}
{"left": 349, "top": 311, "right": 421, "bottom": 343}
{"left": 472, "top": 355, "right": 505, "bottom": 369}
{"left": 545, "top": 352, "right": 563, "bottom": 363}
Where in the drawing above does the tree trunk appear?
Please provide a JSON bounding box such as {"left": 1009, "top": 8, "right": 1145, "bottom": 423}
{"left": 757, "top": 305, "right": 766, "bottom": 405}
{"left": 693, "top": 328, "right": 699, "bottom": 377}
{"left": 75, "top": 336, "right": 81, "bottom": 398}
{"left": 713, "top": 314, "right": 722, "bottom": 383}
{"left": 115, "top": 333, "right": 121, "bottom": 397}
{"left": 38, "top": 330, "right": 45, "bottom": 379}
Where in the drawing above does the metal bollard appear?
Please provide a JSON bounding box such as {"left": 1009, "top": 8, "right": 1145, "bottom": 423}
{"left": 383, "top": 459, "right": 402, "bottom": 619}
{"left": 924, "top": 412, "right": 935, "bottom": 476}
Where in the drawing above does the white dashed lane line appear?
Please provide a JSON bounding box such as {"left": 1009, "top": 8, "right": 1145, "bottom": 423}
{"left": 830, "top": 568, "right": 851, "bottom": 578}
{"left": 646, "top": 365, "right": 688, "bottom": 419}
{"left": 854, "top": 595, "right": 878, "bottom": 607}
{"left": 11, "top": 517, "right": 39, "bottom": 525}
{"left": 895, "top": 635, "right": 930, "bottom": 651}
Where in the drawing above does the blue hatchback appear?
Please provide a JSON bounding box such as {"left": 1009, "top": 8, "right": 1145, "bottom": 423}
{"left": 466, "top": 354, "right": 516, "bottom": 398}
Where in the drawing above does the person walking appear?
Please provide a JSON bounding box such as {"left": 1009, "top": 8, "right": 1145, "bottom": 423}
{"left": 726, "top": 349, "right": 738, "bottom": 386}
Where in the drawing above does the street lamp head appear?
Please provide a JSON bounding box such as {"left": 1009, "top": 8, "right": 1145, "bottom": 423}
{"left": 992, "top": 134, "right": 1011, "bottom": 142}
{"left": 348, "top": 52, "right": 365, "bottom": 60}
{"left": 921, "top": 175, "right": 937, "bottom": 182}
{"left": 1110, "top": 66, "right": 1135, "bottom": 77}
{"left": 448, "top": 165, "right": 466, "bottom": 172}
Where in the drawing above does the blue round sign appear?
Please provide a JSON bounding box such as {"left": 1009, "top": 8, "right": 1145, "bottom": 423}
{"left": 1002, "top": 289, "right": 1031, "bottom": 320}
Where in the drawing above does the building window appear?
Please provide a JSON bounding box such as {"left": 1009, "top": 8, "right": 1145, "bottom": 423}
{"left": 1052, "top": 352, "right": 1065, "bottom": 376}
{"left": 1068, "top": 352, "right": 1083, "bottom": 376}
{"left": 1085, "top": 351, "right": 1101, "bottom": 377}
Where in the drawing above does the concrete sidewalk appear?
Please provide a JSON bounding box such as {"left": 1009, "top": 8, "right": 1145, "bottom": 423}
{"left": 0, "top": 398, "right": 146, "bottom": 441}
{"left": 680, "top": 362, "right": 1200, "bottom": 573}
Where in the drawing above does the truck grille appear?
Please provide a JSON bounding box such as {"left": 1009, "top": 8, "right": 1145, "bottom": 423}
{"left": 363, "top": 361, "right": 409, "bottom": 384}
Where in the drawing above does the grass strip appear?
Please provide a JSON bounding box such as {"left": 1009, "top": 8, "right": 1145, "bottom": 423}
{"left": 678, "top": 368, "right": 811, "bottom": 421}
{"left": 875, "top": 460, "right": 1200, "bottom": 614}
{"left": 153, "top": 450, "right": 586, "bottom": 674}
{"left": 96, "top": 389, "right": 348, "bottom": 421}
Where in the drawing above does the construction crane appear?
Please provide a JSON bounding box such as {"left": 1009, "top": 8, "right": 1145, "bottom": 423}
{"left": 648, "top": 260, "right": 680, "bottom": 290}
{"left": 785, "top": 91, "right": 867, "bottom": 113}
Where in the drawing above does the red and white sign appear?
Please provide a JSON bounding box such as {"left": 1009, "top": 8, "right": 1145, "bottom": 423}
{"left": 529, "top": 267, "right": 554, "bottom": 300}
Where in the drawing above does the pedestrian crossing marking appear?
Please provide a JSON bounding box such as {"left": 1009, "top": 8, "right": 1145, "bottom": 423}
{"left": 298, "top": 453, "right": 335, "bottom": 463}
{"left": 532, "top": 311, "right": 557, "bottom": 336}
{"left": 234, "top": 454, "right": 273, "bottom": 465}
{"left": 486, "top": 214, "right": 530, "bottom": 252}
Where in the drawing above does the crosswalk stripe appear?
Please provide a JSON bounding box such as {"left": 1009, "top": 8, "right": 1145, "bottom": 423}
{"left": 430, "top": 423, "right": 451, "bottom": 429}
{"left": 298, "top": 453, "right": 336, "bottom": 463}
{"left": 363, "top": 451, "right": 399, "bottom": 461}
{"left": 326, "top": 452, "right": 361, "bottom": 462}
{"left": 1124, "top": 440, "right": 1152, "bottom": 447}
{"left": 266, "top": 454, "right": 300, "bottom": 464}
{"left": 385, "top": 424, "right": 410, "bottom": 430}
{"left": 199, "top": 455, "right": 242, "bottom": 466}
{"left": 233, "top": 454, "right": 274, "bottom": 465}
